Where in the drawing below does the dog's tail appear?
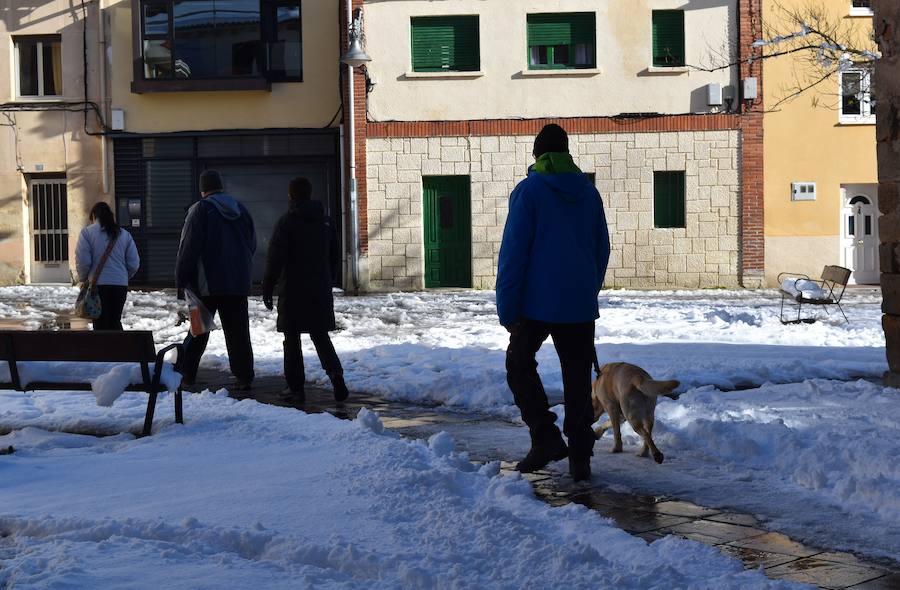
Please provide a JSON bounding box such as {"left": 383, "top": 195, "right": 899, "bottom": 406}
{"left": 592, "top": 347, "right": 602, "bottom": 379}
{"left": 637, "top": 379, "right": 681, "bottom": 400}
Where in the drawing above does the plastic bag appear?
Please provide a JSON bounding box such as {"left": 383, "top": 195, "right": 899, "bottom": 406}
{"left": 184, "top": 288, "right": 216, "bottom": 336}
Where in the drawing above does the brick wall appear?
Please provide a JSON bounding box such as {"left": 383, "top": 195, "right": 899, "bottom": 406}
{"left": 738, "top": 0, "right": 765, "bottom": 288}
{"left": 364, "top": 131, "right": 741, "bottom": 291}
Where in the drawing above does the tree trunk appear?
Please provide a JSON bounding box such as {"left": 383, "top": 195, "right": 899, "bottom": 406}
{"left": 874, "top": 0, "right": 900, "bottom": 387}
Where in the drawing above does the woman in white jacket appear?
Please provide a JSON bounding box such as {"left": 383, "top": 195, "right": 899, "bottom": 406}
{"left": 75, "top": 202, "right": 140, "bottom": 330}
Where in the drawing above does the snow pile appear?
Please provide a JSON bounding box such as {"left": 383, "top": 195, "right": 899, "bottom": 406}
{"left": 779, "top": 278, "right": 830, "bottom": 300}
{"left": 569, "top": 378, "right": 900, "bottom": 560}
{"left": 91, "top": 363, "right": 182, "bottom": 407}
{"left": 0, "top": 361, "right": 182, "bottom": 408}
{"left": 0, "top": 394, "right": 801, "bottom": 588}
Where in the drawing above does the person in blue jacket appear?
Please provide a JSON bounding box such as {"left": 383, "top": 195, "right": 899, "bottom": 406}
{"left": 175, "top": 170, "right": 257, "bottom": 391}
{"left": 496, "top": 124, "right": 610, "bottom": 482}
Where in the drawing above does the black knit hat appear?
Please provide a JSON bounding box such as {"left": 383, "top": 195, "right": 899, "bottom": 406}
{"left": 199, "top": 170, "right": 224, "bottom": 194}
{"left": 533, "top": 124, "right": 569, "bottom": 157}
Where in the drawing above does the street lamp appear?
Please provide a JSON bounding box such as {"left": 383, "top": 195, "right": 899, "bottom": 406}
{"left": 342, "top": 6, "right": 371, "bottom": 293}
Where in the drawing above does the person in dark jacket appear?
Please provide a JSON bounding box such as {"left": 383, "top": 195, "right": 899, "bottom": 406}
{"left": 496, "top": 124, "right": 611, "bottom": 482}
{"left": 262, "top": 177, "right": 348, "bottom": 403}
{"left": 175, "top": 170, "right": 257, "bottom": 390}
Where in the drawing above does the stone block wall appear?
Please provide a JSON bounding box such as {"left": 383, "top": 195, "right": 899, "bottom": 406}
{"left": 364, "top": 131, "right": 741, "bottom": 292}
{"left": 874, "top": 0, "right": 900, "bottom": 387}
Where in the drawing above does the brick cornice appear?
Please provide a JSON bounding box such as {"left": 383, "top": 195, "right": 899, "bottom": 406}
{"left": 368, "top": 114, "right": 741, "bottom": 138}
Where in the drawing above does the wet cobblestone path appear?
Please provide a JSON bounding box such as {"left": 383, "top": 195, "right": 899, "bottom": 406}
{"left": 195, "top": 369, "right": 900, "bottom": 590}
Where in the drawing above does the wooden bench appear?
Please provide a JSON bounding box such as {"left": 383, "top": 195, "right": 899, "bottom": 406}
{"left": 0, "top": 330, "right": 183, "bottom": 436}
{"left": 778, "top": 265, "right": 851, "bottom": 324}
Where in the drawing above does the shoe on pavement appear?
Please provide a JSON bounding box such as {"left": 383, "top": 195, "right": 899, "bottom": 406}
{"left": 516, "top": 437, "right": 568, "bottom": 473}
{"left": 278, "top": 387, "right": 306, "bottom": 404}
{"left": 569, "top": 457, "right": 592, "bottom": 482}
{"left": 331, "top": 373, "right": 349, "bottom": 402}
{"left": 233, "top": 380, "right": 253, "bottom": 392}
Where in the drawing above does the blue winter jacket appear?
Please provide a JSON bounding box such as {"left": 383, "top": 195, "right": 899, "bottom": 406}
{"left": 496, "top": 167, "right": 610, "bottom": 327}
{"left": 175, "top": 192, "right": 257, "bottom": 296}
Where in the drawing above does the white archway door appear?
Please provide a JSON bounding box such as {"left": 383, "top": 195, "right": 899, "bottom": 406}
{"left": 842, "top": 194, "right": 879, "bottom": 284}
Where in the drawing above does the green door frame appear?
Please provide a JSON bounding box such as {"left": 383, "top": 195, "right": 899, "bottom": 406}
{"left": 423, "top": 176, "right": 472, "bottom": 288}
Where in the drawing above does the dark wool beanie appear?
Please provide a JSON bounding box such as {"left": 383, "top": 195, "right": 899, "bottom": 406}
{"left": 533, "top": 124, "right": 569, "bottom": 157}
{"left": 199, "top": 170, "right": 224, "bottom": 194}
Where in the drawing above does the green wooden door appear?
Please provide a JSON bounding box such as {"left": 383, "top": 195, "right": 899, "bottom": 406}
{"left": 423, "top": 176, "right": 472, "bottom": 288}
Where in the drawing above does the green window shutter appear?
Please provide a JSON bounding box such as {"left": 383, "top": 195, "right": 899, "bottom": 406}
{"left": 654, "top": 171, "right": 686, "bottom": 228}
{"left": 652, "top": 10, "right": 685, "bottom": 67}
{"left": 527, "top": 12, "right": 596, "bottom": 69}
{"left": 411, "top": 16, "right": 479, "bottom": 72}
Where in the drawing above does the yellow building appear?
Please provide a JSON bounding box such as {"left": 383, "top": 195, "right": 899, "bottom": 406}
{"left": 764, "top": 0, "right": 878, "bottom": 285}
{"left": 0, "top": 0, "right": 343, "bottom": 286}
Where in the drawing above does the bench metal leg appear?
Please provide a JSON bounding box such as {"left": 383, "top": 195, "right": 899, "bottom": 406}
{"left": 836, "top": 302, "right": 849, "bottom": 324}
{"left": 142, "top": 391, "right": 158, "bottom": 436}
{"left": 175, "top": 389, "right": 184, "bottom": 424}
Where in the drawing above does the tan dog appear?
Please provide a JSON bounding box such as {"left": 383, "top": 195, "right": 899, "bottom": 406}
{"left": 591, "top": 362, "right": 680, "bottom": 464}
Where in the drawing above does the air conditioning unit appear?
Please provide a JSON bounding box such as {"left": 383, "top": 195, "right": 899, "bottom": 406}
{"left": 791, "top": 182, "right": 816, "bottom": 201}
{"left": 742, "top": 77, "right": 758, "bottom": 100}
{"left": 707, "top": 83, "right": 723, "bottom": 106}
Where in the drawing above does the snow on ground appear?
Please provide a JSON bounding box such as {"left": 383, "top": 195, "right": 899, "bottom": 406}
{"left": 0, "top": 286, "right": 895, "bottom": 565}
{"left": 0, "top": 393, "right": 801, "bottom": 589}
{"left": 0, "top": 286, "right": 886, "bottom": 416}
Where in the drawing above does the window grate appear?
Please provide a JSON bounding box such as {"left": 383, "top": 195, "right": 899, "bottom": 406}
{"left": 30, "top": 179, "right": 69, "bottom": 263}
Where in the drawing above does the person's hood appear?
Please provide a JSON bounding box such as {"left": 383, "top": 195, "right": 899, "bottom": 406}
{"left": 289, "top": 199, "right": 325, "bottom": 221}
{"left": 206, "top": 192, "right": 242, "bottom": 220}
{"left": 527, "top": 152, "right": 592, "bottom": 202}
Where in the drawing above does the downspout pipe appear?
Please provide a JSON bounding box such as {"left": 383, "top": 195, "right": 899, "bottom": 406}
{"left": 98, "top": 0, "right": 109, "bottom": 194}
{"left": 345, "top": 0, "right": 360, "bottom": 294}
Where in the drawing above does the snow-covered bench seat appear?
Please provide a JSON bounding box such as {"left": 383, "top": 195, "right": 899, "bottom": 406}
{"left": 0, "top": 330, "right": 183, "bottom": 436}
{"left": 778, "top": 266, "right": 851, "bottom": 324}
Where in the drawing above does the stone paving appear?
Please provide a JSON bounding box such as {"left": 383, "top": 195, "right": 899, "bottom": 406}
{"left": 193, "top": 369, "right": 900, "bottom": 590}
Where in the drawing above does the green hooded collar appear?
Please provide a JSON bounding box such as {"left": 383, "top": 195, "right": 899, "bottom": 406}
{"left": 531, "top": 152, "right": 583, "bottom": 175}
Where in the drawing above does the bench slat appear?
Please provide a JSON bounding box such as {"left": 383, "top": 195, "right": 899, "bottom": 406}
{"left": 0, "top": 330, "right": 157, "bottom": 363}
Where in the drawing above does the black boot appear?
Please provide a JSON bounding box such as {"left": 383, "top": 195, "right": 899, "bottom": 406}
{"left": 279, "top": 387, "right": 305, "bottom": 404}
{"left": 569, "top": 457, "right": 592, "bottom": 482}
{"left": 331, "top": 373, "right": 349, "bottom": 402}
{"left": 516, "top": 436, "right": 568, "bottom": 473}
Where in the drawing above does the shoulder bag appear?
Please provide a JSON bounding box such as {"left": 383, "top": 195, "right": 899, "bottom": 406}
{"left": 74, "top": 234, "right": 119, "bottom": 320}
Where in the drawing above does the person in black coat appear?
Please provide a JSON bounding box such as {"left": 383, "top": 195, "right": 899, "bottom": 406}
{"left": 175, "top": 170, "right": 257, "bottom": 391}
{"left": 262, "top": 177, "right": 348, "bottom": 402}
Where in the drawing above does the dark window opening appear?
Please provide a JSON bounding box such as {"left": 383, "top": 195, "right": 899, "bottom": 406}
{"left": 138, "top": 0, "right": 301, "bottom": 84}
{"left": 16, "top": 36, "right": 62, "bottom": 97}
{"left": 527, "top": 12, "right": 595, "bottom": 70}
{"left": 652, "top": 10, "right": 685, "bottom": 67}
{"left": 654, "top": 171, "right": 686, "bottom": 228}
{"left": 411, "top": 15, "right": 480, "bottom": 72}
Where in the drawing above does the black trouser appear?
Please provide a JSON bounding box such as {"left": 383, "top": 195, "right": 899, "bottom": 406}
{"left": 93, "top": 285, "right": 128, "bottom": 331}
{"left": 178, "top": 295, "right": 254, "bottom": 384}
{"left": 283, "top": 330, "right": 343, "bottom": 392}
{"left": 506, "top": 318, "right": 595, "bottom": 460}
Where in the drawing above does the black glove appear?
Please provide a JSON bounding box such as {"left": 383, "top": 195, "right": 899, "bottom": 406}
{"left": 263, "top": 293, "right": 274, "bottom": 311}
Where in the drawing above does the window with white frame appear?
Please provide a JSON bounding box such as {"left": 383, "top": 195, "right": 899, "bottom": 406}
{"left": 15, "top": 36, "right": 62, "bottom": 98}
{"left": 850, "top": 0, "right": 873, "bottom": 16}
{"left": 840, "top": 68, "right": 874, "bottom": 124}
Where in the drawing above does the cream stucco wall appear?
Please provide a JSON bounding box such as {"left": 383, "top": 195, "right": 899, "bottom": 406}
{"left": 763, "top": 0, "right": 877, "bottom": 285}
{"left": 0, "top": 1, "right": 104, "bottom": 284}
{"left": 363, "top": 0, "right": 738, "bottom": 121}
{"left": 107, "top": 0, "right": 340, "bottom": 133}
